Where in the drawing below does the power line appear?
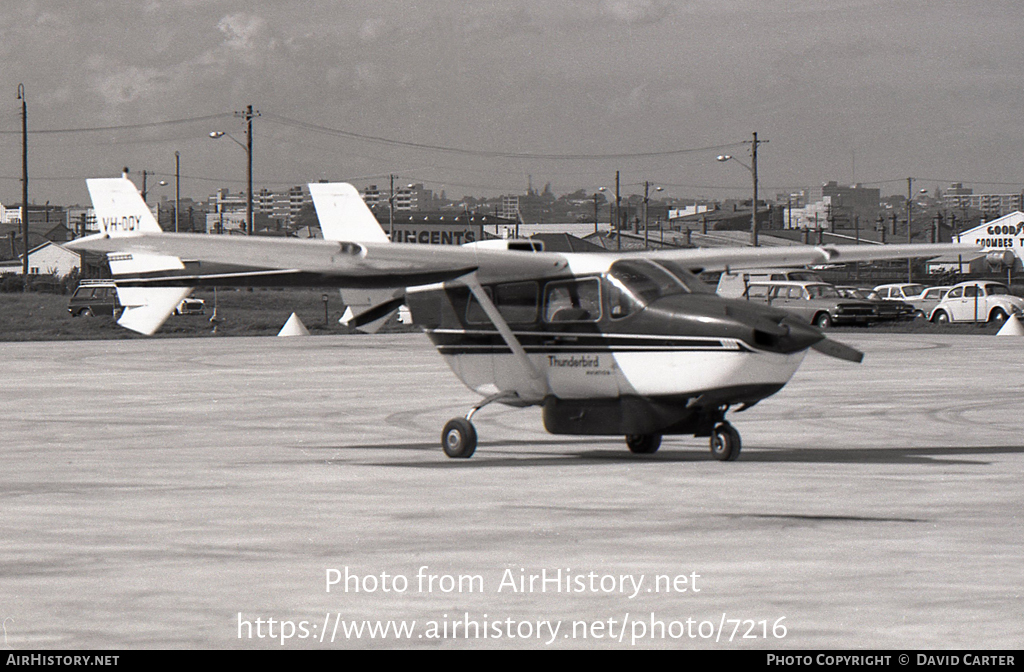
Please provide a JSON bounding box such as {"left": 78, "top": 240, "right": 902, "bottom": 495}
{"left": 0, "top": 113, "right": 234, "bottom": 135}
{"left": 261, "top": 112, "right": 745, "bottom": 160}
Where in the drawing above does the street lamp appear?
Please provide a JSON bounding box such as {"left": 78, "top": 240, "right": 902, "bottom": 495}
{"left": 716, "top": 153, "right": 759, "bottom": 247}
{"left": 905, "top": 180, "right": 929, "bottom": 281}
{"left": 596, "top": 187, "right": 612, "bottom": 236}
{"left": 716, "top": 132, "right": 765, "bottom": 247}
{"left": 209, "top": 130, "right": 253, "bottom": 235}
{"left": 642, "top": 181, "right": 664, "bottom": 249}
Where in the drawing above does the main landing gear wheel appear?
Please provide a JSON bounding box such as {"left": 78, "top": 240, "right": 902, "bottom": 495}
{"left": 710, "top": 422, "right": 741, "bottom": 461}
{"left": 625, "top": 434, "right": 661, "bottom": 454}
{"left": 441, "top": 418, "right": 477, "bottom": 459}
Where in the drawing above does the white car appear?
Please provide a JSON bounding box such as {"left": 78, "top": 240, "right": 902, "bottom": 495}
{"left": 873, "top": 283, "right": 927, "bottom": 301}
{"left": 928, "top": 281, "right": 1024, "bottom": 324}
{"left": 875, "top": 283, "right": 951, "bottom": 317}
{"left": 173, "top": 297, "right": 206, "bottom": 316}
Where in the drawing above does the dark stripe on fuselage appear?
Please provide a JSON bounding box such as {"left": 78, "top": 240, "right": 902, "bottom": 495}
{"left": 426, "top": 329, "right": 752, "bottom": 355}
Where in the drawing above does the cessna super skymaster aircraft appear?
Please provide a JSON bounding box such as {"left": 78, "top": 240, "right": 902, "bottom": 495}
{"left": 68, "top": 178, "right": 977, "bottom": 460}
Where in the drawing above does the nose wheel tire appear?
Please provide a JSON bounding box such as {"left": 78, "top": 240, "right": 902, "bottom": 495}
{"left": 442, "top": 418, "right": 477, "bottom": 459}
{"left": 626, "top": 434, "right": 661, "bottom": 454}
{"left": 710, "top": 422, "right": 741, "bottom": 461}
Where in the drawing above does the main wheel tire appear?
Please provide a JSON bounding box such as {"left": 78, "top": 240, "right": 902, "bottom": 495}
{"left": 814, "top": 313, "right": 832, "bottom": 329}
{"left": 441, "top": 418, "right": 477, "bottom": 459}
{"left": 626, "top": 434, "right": 661, "bottom": 454}
{"left": 989, "top": 308, "right": 1008, "bottom": 323}
{"left": 80, "top": 307, "right": 94, "bottom": 317}
{"left": 710, "top": 423, "right": 741, "bottom": 461}
{"left": 932, "top": 310, "right": 949, "bottom": 324}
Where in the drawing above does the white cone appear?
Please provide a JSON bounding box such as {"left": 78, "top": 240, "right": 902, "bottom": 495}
{"left": 996, "top": 314, "right": 1024, "bottom": 336}
{"left": 278, "top": 312, "right": 310, "bottom": 337}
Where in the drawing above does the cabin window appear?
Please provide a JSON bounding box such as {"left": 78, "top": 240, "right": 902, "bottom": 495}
{"left": 495, "top": 282, "right": 539, "bottom": 323}
{"left": 544, "top": 278, "right": 601, "bottom": 322}
{"left": 465, "top": 281, "right": 540, "bottom": 325}
{"left": 746, "top": 285, "right": 770, "bottom": 299}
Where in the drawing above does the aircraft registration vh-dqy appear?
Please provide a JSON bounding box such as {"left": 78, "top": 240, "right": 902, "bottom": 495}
{"left": 68, "top": 178, "right": 978, "bottom": 460}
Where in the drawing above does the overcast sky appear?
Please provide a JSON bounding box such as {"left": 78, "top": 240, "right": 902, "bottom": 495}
{"left": 2, "top": 0, "right": 1023, "bottom": 206}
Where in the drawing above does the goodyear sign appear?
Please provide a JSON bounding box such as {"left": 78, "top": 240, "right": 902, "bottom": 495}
{"left": 960, "top": 212, "right": 1024, "bottom": 260}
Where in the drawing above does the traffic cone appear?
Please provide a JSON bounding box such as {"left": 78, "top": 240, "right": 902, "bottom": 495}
{"left": 996, "top": 314, "right": 1024, "bottom": 336}
{"left": 278, "top": 312, "right": 310, "bottom": 337}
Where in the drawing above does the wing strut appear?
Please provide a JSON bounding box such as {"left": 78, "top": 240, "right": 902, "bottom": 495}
{"left": 459, "top": 272, "right": 550, "bottom": 400}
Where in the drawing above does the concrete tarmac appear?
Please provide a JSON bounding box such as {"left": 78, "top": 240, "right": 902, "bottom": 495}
{"left": 0, "top": 332, "right": 1021, "bottom": 649}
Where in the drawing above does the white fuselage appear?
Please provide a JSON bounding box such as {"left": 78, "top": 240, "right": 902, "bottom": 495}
{"left": 432, "top": 328, "right": 808, "bottom": 404}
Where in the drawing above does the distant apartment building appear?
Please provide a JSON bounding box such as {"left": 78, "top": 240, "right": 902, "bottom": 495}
{"left": 500, "top": 195, "right": 520, "bottom": 220}
{"left": 804, "top": 181, "right": 880, "bottom": 228}
{"left": 362, "top": 185, "right": 383, "bottom": 209}
{"left": 942, "top": 183, "right": 1023, "bottom": 217}
{"left": 211, "top": 186, "right": 307, "bottom": 228}
{"left": 361, "top": 184, "right": 429, "bottom": 212}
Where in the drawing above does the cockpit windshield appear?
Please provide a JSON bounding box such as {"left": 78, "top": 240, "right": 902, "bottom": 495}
{"left": 649, "top": 260, "right": 715, "bottom": 294}
{"left": 606, "top": 259, "right": 691, "bottom": 308}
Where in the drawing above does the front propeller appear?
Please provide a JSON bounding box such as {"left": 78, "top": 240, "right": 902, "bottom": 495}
{"left": 779, "top": 317, "right": 864, "bottom": 363}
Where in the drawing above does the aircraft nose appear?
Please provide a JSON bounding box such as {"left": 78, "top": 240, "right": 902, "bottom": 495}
{"left": 739, "top": 306, "right": 824, "bottom": 354}
{"left": 777, "top": 317, "right": 825, "bottom": 353}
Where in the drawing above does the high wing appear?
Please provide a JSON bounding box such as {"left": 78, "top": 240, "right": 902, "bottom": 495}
{"left": 66, "top": 178, "right": 980, "bottom": 326}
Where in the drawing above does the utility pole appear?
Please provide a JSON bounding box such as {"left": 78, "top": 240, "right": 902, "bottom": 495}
{"left": 906, "top": 177, "right": 913, "bottom": 283}
{"left": 235, "top": 104, "right": 260, "bottom": 234}
{"left": 615, "top": 170, "right": 621, "bottom": 251}
{"left": 18, "top": 84, "right": 28, "bottom": 280}
{"left": 389, "top": 174, "right": 395, "bottom": 241}
{"left": 593, "top": 192, "right": 600, "bottom": 235}
{"left": 750, "top": 132, "right": 762, "bottom": 247}
{"left": 174, "top": 151, "right": 180, "bottom": 233}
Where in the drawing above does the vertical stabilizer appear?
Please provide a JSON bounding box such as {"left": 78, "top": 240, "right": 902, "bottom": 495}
{"left": 308, "top": 182, "right": 389, "bottom": 243}
{"left": 86, "top": 178, "right": 164, "bottom": 237}
{"left": 86, "top": 177, "right": 191, "bottom": 335}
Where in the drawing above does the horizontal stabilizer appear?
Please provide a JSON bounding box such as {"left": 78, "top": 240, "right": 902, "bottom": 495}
{"left": 341, "top": 297, "right": 406, "bottom": 330}
{"left": 810, "top": 337, "right": 864, "bottom": 363}
{"left": 116, "top": 286, "right": 193, "bottom": 336}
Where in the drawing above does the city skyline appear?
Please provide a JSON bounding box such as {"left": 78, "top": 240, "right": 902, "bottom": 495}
{"left": 2, "top": 1, "right": 1024, "bottom": 206}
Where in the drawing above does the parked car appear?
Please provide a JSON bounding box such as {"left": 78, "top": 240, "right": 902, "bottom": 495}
{"left": 873, "top": 283, "right": 926, "bottom": 301}
{"left": 906, "top": 285, "right": 951, "bottom": 317}
{"left": 717, "top": 268, "right": 826, "bottom": 298}
{"left": 67, "top": 281, "right": 120, "bottom": 317}
{"left": 835, "top": 286, "right": 915, "bottom": 322}
{"left": 929, "top": 281, "right": 1024, "bottom": 324}
{"left": 173, "top": 297, "right": 206, "bottom": 315}
{"left": 743, "top": 281, "right": 876, "bottom": 328}
{"left": 875, "top": 283, "right": 952, "bottom": 318}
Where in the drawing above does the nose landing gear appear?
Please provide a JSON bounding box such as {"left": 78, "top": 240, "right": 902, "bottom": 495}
{"left": 710, "top": 422, "right": 741, "bottom": 461}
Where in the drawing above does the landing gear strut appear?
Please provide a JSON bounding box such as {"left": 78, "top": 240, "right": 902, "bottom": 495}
{"left": 441, "top": 392, "right": 518, "bottom": 459}
{"left": 709, "top": 422, "right": 741, "bottom": 461}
